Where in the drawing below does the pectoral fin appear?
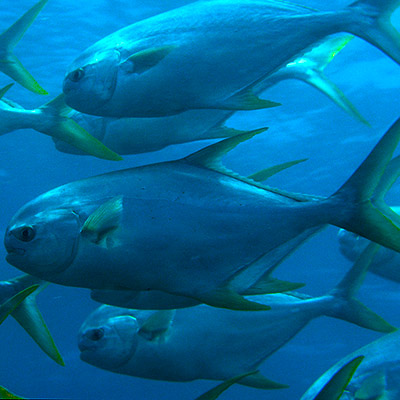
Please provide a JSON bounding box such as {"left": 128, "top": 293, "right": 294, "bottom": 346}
{"left": 139, "top": 310, "right": 175, "bottom": 341}
{"left": 123, "top": 45, "right": 176, "bottom": 74}
{"left": 81, "top": 196, "right": 123, "bottom": 246}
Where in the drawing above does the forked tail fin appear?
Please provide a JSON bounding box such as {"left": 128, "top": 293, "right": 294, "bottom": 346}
{"left": 325, "top": 242, "right": 396, "bottom": 333}
{"left": 262, "top": 35, "right": 369, "bottom": 125}
{"left": 39, "top": 94, "right": 123, "bottom": 161}
{"left": 325, "top": 116, "right": 400, "bottom": 253}
{"left": 10, "top": 282, "right": 65, "bottom": 366}
{"left": 0, "top": 0, "right": 48, "bottom": 94}
{"left": 346, "top": 0, "right": 400, "bottom": 66}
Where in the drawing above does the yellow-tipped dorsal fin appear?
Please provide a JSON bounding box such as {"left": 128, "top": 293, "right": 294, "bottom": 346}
{"left": 185, "top": 128, "right": 268, "bottom": 172}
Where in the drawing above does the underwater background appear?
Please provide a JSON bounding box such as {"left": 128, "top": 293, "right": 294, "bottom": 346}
{"left": 1, "top": 0, "right": 400, "bottom": 399}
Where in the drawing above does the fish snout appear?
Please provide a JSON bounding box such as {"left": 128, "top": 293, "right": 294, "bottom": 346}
{"left": 4, "top": 227, "right": 26, "bottom": 258}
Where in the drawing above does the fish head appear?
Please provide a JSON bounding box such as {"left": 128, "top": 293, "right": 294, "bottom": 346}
{"left": 78, "top": 305, "right": 139, "bottom": 370}
{"left": 4, "top": 199, "right": 81, "bottom": 279}
{"left": 63, "top": 49, "right": 120, "bottom": 115}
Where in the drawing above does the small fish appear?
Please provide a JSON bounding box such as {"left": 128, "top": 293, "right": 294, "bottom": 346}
{"left": 0, "top": 0, "right": 49, "bottom": 94}
{"left": 63, "top": 0, "right": 400, "bottom": 118}
{"left": 77, "top": 242, "right": 392, "bottom": 391}
{"left": 0, "top": 275, "right": 64, "bottom": 366}
{"left": 5, "top": 116, "right": 400, "bottom": 311}
{"left": 0, "top": 86, "right": 121, "bottom": 161}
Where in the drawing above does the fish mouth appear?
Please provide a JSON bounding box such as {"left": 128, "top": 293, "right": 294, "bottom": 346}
{"left": 78, "top": 339, "right": 98, "bottom": 353}
{"left": 5, "top": 247, "right": 25, "bottom": 256}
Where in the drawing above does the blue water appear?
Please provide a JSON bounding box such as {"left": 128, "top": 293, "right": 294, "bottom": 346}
{"left": 1, "top": 1, "right": 400, "bottom": 399}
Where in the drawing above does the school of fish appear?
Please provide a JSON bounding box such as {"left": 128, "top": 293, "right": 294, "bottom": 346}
{"left": 2, "top": 0, "right": 400, "bottom": 399}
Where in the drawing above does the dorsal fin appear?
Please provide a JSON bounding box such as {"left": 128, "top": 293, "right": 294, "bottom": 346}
{"left": 248, "top": 159, "right": 307, "bottom": 182}
{"left": 184, "top": 128, "right": 268, "bottom": 171}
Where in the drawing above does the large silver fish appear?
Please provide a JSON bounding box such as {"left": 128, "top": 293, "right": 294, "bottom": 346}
{"left": 63, "top": 0, "right": 400, "bottom": 117}
{"left": 5, "top": 116, "right": 400, "bottom": 311}
{"left": 57, "top": 34, "right": 367, "bottom": 156}
{"left": 77, "top": 242, "right": 393, "bottom": 391}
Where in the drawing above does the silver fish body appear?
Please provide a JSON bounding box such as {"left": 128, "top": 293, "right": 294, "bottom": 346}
{"left": 63, "top": 0, "right": 400, "bottom": 117}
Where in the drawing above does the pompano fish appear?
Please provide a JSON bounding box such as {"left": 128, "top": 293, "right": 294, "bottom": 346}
{"left": 56, "top": 34, "right": 367, "bottom": 157}
{"left": 63, "top": 0, "right": 400, "bottom": 118}
{"left": 5, "top": 116, "right": 400, "bottom": 311}
{"left": 77, "top": 243, "right": 393, "bottom": 392}
{"left": 91, "top": 159, "right": 312, "bottom": 311}
{"left": 0, "top": 86, "right": 121, "bottom": 161}
{"left": 0, "top": 0, "right": 48, "bottom": 94}
{"left": 300, "top": 330, "right": 400, "bottom": 400}
{"left": 0, "top": 274, "right": 64, "bottom": 365}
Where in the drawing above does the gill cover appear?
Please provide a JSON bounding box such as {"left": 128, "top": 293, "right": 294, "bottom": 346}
{"left": 64, "top": 49, "right": 120, "bottom": 110}
{"left": 5, "top": 209, "right": 81, "bottom": 277}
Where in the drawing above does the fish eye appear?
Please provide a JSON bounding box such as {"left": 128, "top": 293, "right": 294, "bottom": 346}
{"left": 88, "top": 328, "right": 104, "bottom": 341}
{"left": 69, "top": 68, "right": 85, "bottom": 82}
{"left": 13, "top": 226, "right": 35, "bottom": 242}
